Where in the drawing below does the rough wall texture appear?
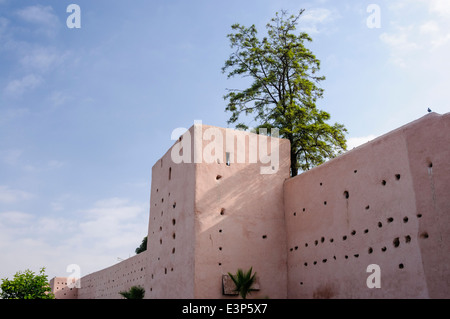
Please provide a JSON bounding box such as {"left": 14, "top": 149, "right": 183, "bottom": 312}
{"left": 53, "top": 112, "right": 449, "bottom": 299}
{"left": 144, "top": 127, "right": 196, "bottom": 298}
{"left": 76, "top": 250, "right": 147, "bottom": 299}
{"left": 193, "top": 125, "right": 290, "bottom": 299}
{"left": 284, "top": 112, "right": 449, "bottom": 298}
{"left": 49, "top": 277, "right": 78, "bottom": 299}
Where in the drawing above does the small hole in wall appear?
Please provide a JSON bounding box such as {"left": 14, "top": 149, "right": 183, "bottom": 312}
{"left": 314, "top": 240, "right": 318, "bottom": 246}
{"left": 368, "top": 247, "right": 373, "bottom": 254}
{"left": 420, "top": 232, "right": 429, "bottom": 239}
{"left": 364, "top": 229, "right": 369, "bottom": 234}
{"left": 219, "top": 229, "right": 222, "bottom": 233}
{"left": 343, "top": 191, "right": 349, "bottom": 199}
{"left": 354, "top": 254, "right": 359, "bottom": 258}
{"left": 164, "top": 268, "right": 167, "bottom": 274}
{"left": 160, "top": 239, "right": 162, "bottom": 245}
{"left": 321, "top": 237, "right": 325, "bottom": 243}
{"left": 378, "top": 222, "right": 383, "bottom": 228}
{"left": 365, "top": 205, "right": 370, "bottom": 210}
{"left": 403, "top": 217, "right": 409, "bottom": 223}
{"left": 173, "top": 202, "right": 176, "bottom": 209}
{"left": 320, "top": 182, "right": 323, "bottom": 186}
{"left": 172, "top": 247, "right": 175, "bottom": 254}
{"left": 220, "top": 208, "right": 225, "bottom": 215}
{"left": 216, "top": 175, "right": 222, "bottom": 180}
{"left": 351, "top": 230, "right": 356, "bottom": 236}
{"left": 169, "top": 167, "right": 172, "bottom": 180}
{"left": 342, "top": 235, "right": 347, "bottom": 241}
{"left": 293, "top": 212, "right": 297, "bottom": 216}
{"left": 387, "top": 217, "right": 394, "bottom": 223}
{"left": 417, "top": 214, "right": 422, "bottom": 218}
{"left": 324, "top": 201, "right": 327, "bottom": 205}
{"left": 428, "top": 162, "right": 433, "bottom": 168}
{"left": 395, "top": 174, "right": 401, "bottom": 180}
{"left": 330, "top": 238, "right": 334, "bottom": 243}
{"left": 304, "top": 262, "right": 308, "bottom": 266}
{"left": 294, "top": 246, "right": 298, "bottom": 250}
{"left": 381, "top": 246, "right": 387, "bottom": 252}
{"left": 218, "top": 262, "right": 222, "bottom": 266}
{"left": 303, "top": 208, "right": 306, "bottom": 212}
{"left": 172, "top": 219, "right": 176, "bottom": 225}
{"left": 262, "top": 235, "right": 267, "bottom": 239}
{"left": 405, "top": 235, "right": 411, "bottom": 243}
{"left": 219, "top": 247, "right": 222, "bottom": 251}
{"left": 322, "top": 259, "right": 327, "bottom": 263}
{"left": 393, "top": 237, "right": 400, "bottom": 248}
{"left": 382, "top": 180, "right": 387, "bottom": 186}
{"left": 354, "top": 170, "right": 357, "bottom": 173}
{"left": 172, "top": 232, "right": 176, "bottom": 239}
{"left": 399, "top": 263, "right": 404, "bottom": 269}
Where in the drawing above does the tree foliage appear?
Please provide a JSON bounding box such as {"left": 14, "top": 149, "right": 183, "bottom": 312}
{"left": 228, "top": 267, "right": 257, "bottom": 299}
{"left": 222, "top": 10, "right": 347, "bottom": 176}
{"left": 0, "top": 267, "right": 54, "bottom": 299}
{"left": 135, "top": 236, "right": 147, "bottom": 254}
{"left": 119, "top": 285, "right": 145, "bottom": 299}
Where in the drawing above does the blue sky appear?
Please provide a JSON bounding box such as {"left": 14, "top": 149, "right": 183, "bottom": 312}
{"left": 0, "top": 0, "right": 449, "bottom": 281}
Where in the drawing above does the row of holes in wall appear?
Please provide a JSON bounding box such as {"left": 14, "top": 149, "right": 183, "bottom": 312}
{"left": 289, "top": 213, "right": 424, "bottom": 252}
{"left": 296, "top": 232, "right": 428, "bottom": 287}
{"left": 77, "top": 258, "right": 146, "bottom": 298}
{"left": 295, "top": 232, "right": 429, "bottom": 266}
{"left": 149, "top": 176, "right": 178, "bottom": 295}
{"left": 294, "top": 173, "right": 402, "bottom": 214}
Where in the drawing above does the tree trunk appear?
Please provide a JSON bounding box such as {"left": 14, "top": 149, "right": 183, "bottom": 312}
{"left": 290, "top": 145, "right": 298, "bottom": 177}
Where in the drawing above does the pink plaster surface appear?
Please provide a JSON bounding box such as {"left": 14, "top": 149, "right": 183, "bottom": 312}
{"left": 53, "top": 112, "right": 449, "bottom": 299}
{"left": 284, "top": 112, "right": 450, "bottom": 298}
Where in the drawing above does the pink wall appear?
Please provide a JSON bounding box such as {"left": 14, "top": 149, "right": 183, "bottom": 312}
{"left": 77, "top": 251, "right": 147, "bottom": 299}
{"left": 284, "top": 113, "right": 450, "bottom": 298}
{"left": 54, "top": 112, "right": 449, "bottom": 299}
{"left": 193, "top": 125, "right": 291, "bottom": 298}
{"left": 49, "top": 277, "right": 78, "bottom": 299}
{"left": 144, "top": 127, "right": 196, "bottom": 298}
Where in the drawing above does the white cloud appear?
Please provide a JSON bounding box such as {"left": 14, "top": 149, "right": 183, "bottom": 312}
{"left": 20, "top": 47, "right": 68, "bottom": 73}
{"left": 299, "top": 8, "right": 338, "bottom": 34}
{"left": 0, "top": 108, "right": 29, "bottom": 125}
{"left": 427, "top": 0, "right": 450, "bottom": 18}
{"left": 0, "top": 185, "right": 35, "bottom": 203}
{"left": 15, "top": 5, "right": 60, "bottom": 38}
{"left": 0, "top": 211, "right": 34, "bottom": 225}
{"left": 4, "top": 74, "right": 43, "bottom": 97}
{"left": 16, "top": 5, "right": 59, "bottom": 27}
{"left": 347, "top": 134, "right": 378, "bottom": 150}
{"left": 47, "top": 160, "right": 65, "bottom": 169}
{"left": 0, "top": 149, "right": 23, "bottom": 165}
{"left": 0, "top": 197, "right": 148, "bottom": 280}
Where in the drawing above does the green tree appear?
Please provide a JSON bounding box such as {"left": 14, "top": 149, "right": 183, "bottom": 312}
{"left": 222, "top": 10, "right": 347, "bottom": 176}
{"left": 119, "top": 285, "right": 145, "bottom": 299}
{"left": 135, "top": 236, "right": 147, "bottom": 254}
{"left": 0, "top": 267, "right": 55, "bottom": 299}
{"left": 228, "top": 267, "right": 257, "bottom": 299}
